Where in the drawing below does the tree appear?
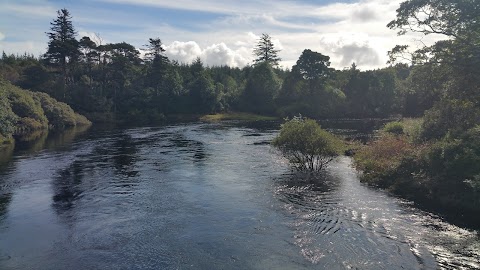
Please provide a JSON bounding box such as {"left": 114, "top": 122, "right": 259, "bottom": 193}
{"left": 45, "top": 9, "right": 79, "bottom": 94}
{"left": 276, "top": 50, "right": 344, "bottom": 118}
{"left": 387, "top": 0, "right": 480, "bottom": 68}
{"left": 272, "top": 117, "right": 343, "bottom": 172}
{"left": 388, "top": 0, "right": 480, "bottom": 139}
{"left": 144, "top": 38, "right": 168, "bottom": 63}
{"left": 293, "top": 49, "right": 332, "bottom": 82}
{"left": 253, "top": 33, "right": 281, "bottom": 66}
{"left": 243, "top": 62, "right": 281, "bottom": 114}
{"left": 144, "top": 38, "right": 171, "bottom": 102}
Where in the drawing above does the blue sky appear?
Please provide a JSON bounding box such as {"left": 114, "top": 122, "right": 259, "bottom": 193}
{"left": 0, "top": 0, "right": 440, "bottom": 69}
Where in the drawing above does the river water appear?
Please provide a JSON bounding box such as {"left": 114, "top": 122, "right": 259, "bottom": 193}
{"left": 0, "top": 121, "right": 479, "bottom": 269}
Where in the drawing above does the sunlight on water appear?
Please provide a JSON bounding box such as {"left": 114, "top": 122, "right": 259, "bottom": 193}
{"left": 0, "top": 121, "right": 479, "bottom": 269}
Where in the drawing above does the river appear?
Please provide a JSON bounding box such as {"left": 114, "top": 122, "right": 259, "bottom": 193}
{"left": 0, "top": 121, "right": 479, "bottom": 269}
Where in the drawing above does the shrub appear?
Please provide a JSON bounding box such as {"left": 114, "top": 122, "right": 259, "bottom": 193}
{"left": 7, "top": 87, "right": 48, "bottom": 129}
{"left": 33, "top": 92, "right": 78, "bottom": 129}
{"left": 0, "top": 85, "right": 17, "bottom": 137}
{"left": 401, "top": 118, "right": 423, "bottom": 143}
{"left": 421, "top": 99, "right": 480, "bottom": 140}
{"left": 425, "top": 126, "right": 480, "bottom": 186}
{"left": 383, "top": 121, "right": 404, "bottom": 135}
{"left": 272, "top": 117, "right": 343, "bottom": 171}
{"left": 0, "top": 79, "right": 90, "bottom": 137}
{"left": 355, "top": 134, "right": 419, "bottom": 184}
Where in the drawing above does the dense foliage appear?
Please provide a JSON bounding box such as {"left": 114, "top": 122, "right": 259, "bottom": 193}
{"left": 273, "top": 117, "right": 343, "bottom": 171}
{"left": 0, "top": 79, "right": 90, "bottom": 145}
{"left": 0, "top": 9, "right": 431, "bottom": 124}
{"left": 355, "top": 0, "right": 480, "bottom": 224}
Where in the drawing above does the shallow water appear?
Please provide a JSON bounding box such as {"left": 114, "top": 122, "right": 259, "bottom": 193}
{"left": 0, "top": 122, "right": 479, "bottom": 269}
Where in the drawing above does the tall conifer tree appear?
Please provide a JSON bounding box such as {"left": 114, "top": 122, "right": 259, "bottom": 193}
{"left": 45, "top": 9, "right": 79, "bottom": 96}
{"left": 253, "top": 33, "right": 281, "bottom": 67}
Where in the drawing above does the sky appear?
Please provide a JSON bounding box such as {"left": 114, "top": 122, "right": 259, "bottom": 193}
{"left": 0, "top": 0, "right": 441, "bottom": 70}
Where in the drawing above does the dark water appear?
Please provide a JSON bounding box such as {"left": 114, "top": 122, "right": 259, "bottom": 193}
{"left": 0, "top": 121, "right": 479, "bottom": 269}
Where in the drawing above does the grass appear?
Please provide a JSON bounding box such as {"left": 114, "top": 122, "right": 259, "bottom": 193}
{"left": 200, "top": 112, "right": 278, "bottom": 122}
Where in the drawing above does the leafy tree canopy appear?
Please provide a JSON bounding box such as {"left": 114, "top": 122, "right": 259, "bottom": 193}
{"left": 293, "top": 49, "right": 332, "bottom": 81}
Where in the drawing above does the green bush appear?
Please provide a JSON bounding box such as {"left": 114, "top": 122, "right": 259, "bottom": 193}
{"left": 272, "top": 117, "right": 344, "bottom": 171}
{"left": 425, "top": 126, "right": 480, "bottom": 186}
{"left": 401, "top": 118, "right": 423, "bottom": 143}
{"left": 7, "top": 86, "right": 48, "bottom": 130}
{"left": 33, "top": 92, "right": 78, "bottom": 129}
{"left": 0, "top": 84, "right": 17, "bottom": 137}
{"left": 383, "top": 121, "right": 404, "bottom": 135}
{"left": 355, "top": 125, "right": 480, "bottom": 216}
{"left": 0, "top": 79, "right": 90, "bottom": 137}
{"left": 422, "top": 99, "right": 480, "bottom": 140}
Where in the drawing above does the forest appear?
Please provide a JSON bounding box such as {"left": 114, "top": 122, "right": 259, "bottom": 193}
{"left": 1, "top": 9, "right": 422, "bottom": 127}
{"left": 0, "top": 0, "right": 479, "bottom": 221}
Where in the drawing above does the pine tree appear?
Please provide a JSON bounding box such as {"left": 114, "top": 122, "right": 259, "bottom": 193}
{"left": 144, "top": 38, "right": 168, "bottom": 63}
{"left": 253, "top": 33, "right": 281, "bottom": 67}
{"left": 45, "top": 8, "right": 79, "bottom": 95}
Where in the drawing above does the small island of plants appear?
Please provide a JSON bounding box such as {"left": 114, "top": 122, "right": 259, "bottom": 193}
{"left": 273, "top": 117, "right": 344, "bottom": 172}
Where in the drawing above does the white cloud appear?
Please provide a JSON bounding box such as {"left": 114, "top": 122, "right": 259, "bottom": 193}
{"left": 164, "top": 41, "right": 251, "bottom": 67}
{"left": 0, "top": 32, "right": 5, "bottom": 41}
{"left": 1, "top": 0, "right": 448, "bottom": 70}
{"left": 165, "top": 41, "right": 203, "bottom": 64}
{"left": 203, "top": 43, "right": 248, "bottom": 67}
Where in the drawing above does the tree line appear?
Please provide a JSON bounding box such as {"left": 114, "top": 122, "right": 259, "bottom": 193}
{"left": 0, "top": 8, "right": 440, "bottom": 124}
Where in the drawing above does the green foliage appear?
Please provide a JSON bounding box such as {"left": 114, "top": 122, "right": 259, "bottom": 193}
{"left": 293, "top": 49, "right": 332, "bottom": 81}
{"left": 243, "top": 62, "right": 281, "bottom": 115}
{"left": 401, "top": 118, "right": 423, "bottom": 143}
{"left": 276, "top": 49, "right": 346, "bottom": 119}
{"left": 342, "top": 68, "right": 398, "bottom": 117}
{"left": 0, "top": 83, "right": 17, "bottom": 138}
{"left": 33, "top": 92, "right": 89, "bottom": 129}
{"left": 421, "top": 99, "right": 480, "bottom": 140}
{"left": 0, "top": 79, "right": 90, "bottom": 137}
{"left": 272, "top": 117, "right": 343, "bottom": 171}
{"left": 425, "top": 127, "right": 480, "bottom": 185}
{"left": 6, "top": 83, "right": 48, "bottom": 132}
{"left": 383, "top": 121, "right": 404, "bottom": 135}
{"left": 355, "top": 125, "right": 480, "bottom": 217}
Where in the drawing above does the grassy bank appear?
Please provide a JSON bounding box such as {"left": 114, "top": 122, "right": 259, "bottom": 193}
{"left": 354, "top": 118, "right": 480, "bottom": 226}
{"left": 200, "top": 112, "right": 278, "bottom": 122}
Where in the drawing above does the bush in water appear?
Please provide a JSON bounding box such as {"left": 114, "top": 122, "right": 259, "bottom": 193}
{"left": 272, "top": 116, "right": 343, "bottom": 171}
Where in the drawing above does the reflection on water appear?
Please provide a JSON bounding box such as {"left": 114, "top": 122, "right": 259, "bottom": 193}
{"left": 52, "top": 160, "right": 86, "bottom": 212}
{"left": 0, "top": 121, "right": 479, "bottom": 269}
{"left": 274, "top": 158, "right": 480, "bottom": 269}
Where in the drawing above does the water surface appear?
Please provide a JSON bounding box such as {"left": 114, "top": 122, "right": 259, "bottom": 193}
{"left": 0, "top": 121, "right": 479, "bottom": 269}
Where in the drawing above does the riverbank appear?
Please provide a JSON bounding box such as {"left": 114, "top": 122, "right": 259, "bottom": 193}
{"left": 83, "top": 111, "right": 278, "bottom": 125}
{"left": 353, "top": 118, "right": 480, "bottom": 227}
{"left": 0, "top": 80, "right": 91, "bottom": 149}
{"left": 199, "top": 112, "right": 278, "bottom": 122}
